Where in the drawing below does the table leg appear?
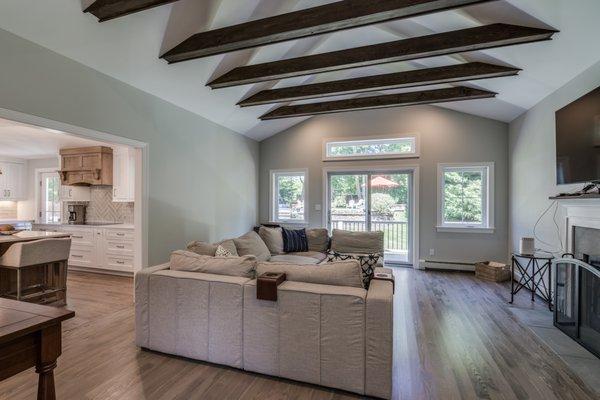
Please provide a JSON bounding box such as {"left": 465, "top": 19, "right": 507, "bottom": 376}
{"left": 531, "top": 259, "right": 536, "bottom": 302}
{"left": 510, "top": 257, "right": 515, "bottom": 304}
{"left": 547, "top": 260, "right": 553, "bottom": 311}
{"left": 16, "top": 269, "right": 21, "bottom": 301}
{"left": 36, "top": 324, "right": 61, "bottom": 400}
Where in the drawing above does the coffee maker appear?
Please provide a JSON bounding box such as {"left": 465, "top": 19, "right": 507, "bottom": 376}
{"left": 68, "top": 204, "right": 86, "bottom": 225}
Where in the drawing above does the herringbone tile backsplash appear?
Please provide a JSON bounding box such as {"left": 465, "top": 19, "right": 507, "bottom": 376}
{"left": 64, "top": 187, "right": 134, "bottom": 224}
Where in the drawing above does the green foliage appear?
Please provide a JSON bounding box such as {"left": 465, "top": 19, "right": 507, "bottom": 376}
{"left": 329, "top": 141, "right": 412, "bottom": 157}
{"left": 371, "top": 193, "right": 395, "bottom": 217}
{"left": 443, "top": 171, "right": 483, "bottom": 223}
{"left": 277, "top": 176, "right": 303, "bottom": 208}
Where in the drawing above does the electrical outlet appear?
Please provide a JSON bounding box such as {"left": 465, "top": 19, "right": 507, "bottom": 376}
{"left": 315, "top": 204, "right": 321, "bottom": 211}
{"left": 429, "top": 248, "right": 435, "bottom": 256}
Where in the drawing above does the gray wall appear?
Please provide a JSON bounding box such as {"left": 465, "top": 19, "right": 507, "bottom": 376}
{"left": 0, "top": 28, "right": 259, "bottom": 265}
{"left": 260, "top": 105, "right": 509, "bottom": 264}
{"left": 509, "top": 59, "right": 600, "bottom": 255}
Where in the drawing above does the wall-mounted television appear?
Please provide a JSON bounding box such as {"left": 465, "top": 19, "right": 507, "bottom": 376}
{"left": 556, "top": 86, "right": 600, "bottom": 185}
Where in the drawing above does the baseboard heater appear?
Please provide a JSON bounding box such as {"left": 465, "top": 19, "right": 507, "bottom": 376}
{"left": 419, "top": 259, "right": 475, "bottom": 271}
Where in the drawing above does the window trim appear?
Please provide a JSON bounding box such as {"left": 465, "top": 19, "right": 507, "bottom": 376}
{"left": 436, "top": 162, "right": 495, "bottom": 234}
{"left": 322, "top": 133, "right": 420, "bottom": 161}
{"left": 269, "top": 168, "right": 309, "bottom": 225}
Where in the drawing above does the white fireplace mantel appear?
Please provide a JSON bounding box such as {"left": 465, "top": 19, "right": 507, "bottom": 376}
{"left": 557, "top": 199, "right": 600, "bottom": 253}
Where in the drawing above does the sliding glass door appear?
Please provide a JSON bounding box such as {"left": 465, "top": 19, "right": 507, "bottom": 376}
{"left": 327, "top": 170, "right": 413, "bottom": 266}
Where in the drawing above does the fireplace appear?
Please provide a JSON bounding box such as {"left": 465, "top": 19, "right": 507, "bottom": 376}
{"left": 554, "top": 226, "right": 600, "bottom": 358}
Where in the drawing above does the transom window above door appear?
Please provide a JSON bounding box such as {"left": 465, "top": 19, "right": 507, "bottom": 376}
{"left": 437, "top": 163, "right": 495, "bottom": 233}
{"left": 323, "top": 135, "right": 419, "bottom": 161}
{"left": 270, "top": 169, "right": 308, "bottom": 224}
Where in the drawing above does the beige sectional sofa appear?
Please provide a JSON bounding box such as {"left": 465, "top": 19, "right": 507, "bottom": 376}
{"left": 134, "top": 228, "right": 394, "bottom": 398}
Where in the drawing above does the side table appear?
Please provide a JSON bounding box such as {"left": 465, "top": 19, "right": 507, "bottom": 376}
{"left": 510, "top": 252, "right": 554, "bottom": 311}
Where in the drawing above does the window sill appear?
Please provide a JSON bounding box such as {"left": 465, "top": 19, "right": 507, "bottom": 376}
{"left": 436, "top": 226, "right": 495, "bottom": 234}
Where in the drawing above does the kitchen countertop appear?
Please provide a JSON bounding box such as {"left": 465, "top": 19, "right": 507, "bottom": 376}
{"left": 33, "top": 222, "right": 135, "bottom": 229}
{"left": 0, "top": 219, "right": 34, "bottom": 224}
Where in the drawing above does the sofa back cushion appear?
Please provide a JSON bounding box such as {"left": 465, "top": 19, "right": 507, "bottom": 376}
{"left": 331, "top": 229, "right": 384, "bottom": 254}
{"left": 234, "top": 231, "right": 271, "bottom": 261}
{"left": 282, "top": 227, "right": 308, "bottom": 253}
{"left": 258, "top": 226, "right": 284, "bottom": 255}
{"left": 306, "top": 228, "right": 329, "bottom": 252}
{"left": 170, "top": 250, "right": 256, "bottom": 278}
{"left": 257, "top": 260, "right": 364, "bottom": 288}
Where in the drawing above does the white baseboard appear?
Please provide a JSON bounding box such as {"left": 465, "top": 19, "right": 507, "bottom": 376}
{"left": 419, "top": 259, "right": 475, "bottom": 272}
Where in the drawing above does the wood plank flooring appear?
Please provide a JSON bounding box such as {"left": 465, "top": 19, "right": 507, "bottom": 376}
{"left": 0, "top": 269, "right": 597, "bottom": 400}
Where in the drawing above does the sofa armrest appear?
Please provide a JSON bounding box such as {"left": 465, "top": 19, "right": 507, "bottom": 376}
{"left": 365, "top": 268, "right": 394, "bottom": 399}
{"left": 135, "top": 263, "right": 170, "bottom": 347}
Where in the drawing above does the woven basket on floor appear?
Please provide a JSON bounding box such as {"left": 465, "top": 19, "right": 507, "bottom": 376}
{"left": 475, "top": 261, "right": 511, "bottom": 282}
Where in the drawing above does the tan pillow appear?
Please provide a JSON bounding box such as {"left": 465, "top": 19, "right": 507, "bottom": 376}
{"left": 258, "top": 226, "right": 284, "bottom": 255}
{"left": 186, "top": 241, "right": 217, "bottom": 256}
{"left": 257, "top": 260, "right": 364, "bottom": 288}
{"left": 233, "top": 231, "right": 271, "bottom": 261}
{"left": 306, "top": 228, "right": 329, "bottom": 252}
{"left": 331, "top": 229, "right": 384, "bottom": 254}
{"left": 217, "top": 239, "right": 238, "bottom": 256}
{"left": 170, "top": 250, "right": 256, "bottom": 278}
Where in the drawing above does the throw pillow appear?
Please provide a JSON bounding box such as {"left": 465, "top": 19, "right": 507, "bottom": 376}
{"left": 186, "top": 241, "right": 217, "bottom": 256}
{"left": 306, "top": 228, "right": 329, "bottom": 252}
{"left": 215, "top": 245, "right": 233, "bottom": 257}
{"left": 258, "top": 226, "right": 284, "bottom": 255}
{"left": 282, "top": 227, "right": 308, "bottom": 253}
{"left": 257, "top": 260, "right": 364, "bottom": 288}
{"left": 170, "top": 250, "right": 257, "bottom": 278}
{"left": 217, "top": 239, "right": 238, "bottom": 256}
{"left": 327, "top": 251, "right": 382, "bottom": 288}
{"left": 233, "top": 231, "right": 271, "bottom": 262}
{"left": 331, "top": 229, "right": 384, "bottom": 254}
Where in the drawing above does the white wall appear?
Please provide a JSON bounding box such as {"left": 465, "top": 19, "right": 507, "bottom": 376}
{"left": 17, "top": 157, "right": 59, "bottom": 221}
{"left": 0, "top": 28, "right": 259, "bottom": 265}
{"left": 260, "top": 105, "right": 509, "bottom": 264}
{"left": 509, "top": 59, "right": 600, "bottom": 256}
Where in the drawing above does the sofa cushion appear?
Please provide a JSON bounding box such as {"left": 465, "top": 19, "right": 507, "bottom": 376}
{"left": 287, "top": 251, "right": 327, "bottom": 263}
{"left": 282, "top": 227, "right": 308, "bottom": 253}
{"left": 257, "top": 260, "right": 364, "bottom": 288}
{"left": 234, "top": 231, "right": 271, "bottom": 262}
{"left": 326, "top": 251, "right": 382, "bottom": 288}
{"left": 215, "top": 245, "right": 233, "bottom": 257}
{"left": 170, "top": 250, "right": 256, "bottom": 278}
{"left": 186, "top": 239, "right": 238, "bottom": 257}
{"left": 269, "top": 254, "right": 320, "bottom": 265}
{"left": 331, "top": 229, "right": 384, "bottom": 254}
{"left": 258, "top": 226, "right": 284, "bottom": 255}
{"left": 306, "top": 228, "right": 329, "bottom": 252}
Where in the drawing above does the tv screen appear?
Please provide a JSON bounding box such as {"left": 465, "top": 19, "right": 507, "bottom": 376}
{"left": 556, "top": 86, "right": 600, "bottom": 185}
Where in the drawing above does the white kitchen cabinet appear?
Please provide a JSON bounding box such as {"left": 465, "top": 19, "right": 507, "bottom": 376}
{"left": 112, "top": 147, "right": 135, "bottom": 202}
{"left": 60, "top": 185, "right": 91, "bottom": 202}
{"left": 0, "top": 161, "right": 26, "bottom": 200}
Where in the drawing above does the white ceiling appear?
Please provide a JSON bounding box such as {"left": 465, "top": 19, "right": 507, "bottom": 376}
{"left": 0, "top": 0, "right": 599, "bottom": 141}
{"left": 0, "top": 118, "right": 112, "bottom": 159}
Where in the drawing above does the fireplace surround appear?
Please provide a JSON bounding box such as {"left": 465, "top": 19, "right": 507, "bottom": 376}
{"left": 554, "top": 224, "right": 600, "bottom": 358}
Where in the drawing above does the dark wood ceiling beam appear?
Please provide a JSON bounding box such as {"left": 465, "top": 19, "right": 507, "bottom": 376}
{"left": 239, "top": 62, "right": 519, "bottom": 106}
{"left": 161, "top": 0, "right": 494, "bottom": 62}
{"left": 209, "top": 24, "right": 557, "bottom": 88}
{"left": 85, "top": 0, "right": 179, "bottom": 22}
{"left": 260, "top": 86, "right": 496, "bottom": 120}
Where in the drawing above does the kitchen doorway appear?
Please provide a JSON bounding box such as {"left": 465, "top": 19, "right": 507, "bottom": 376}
{"left": 325, "top": 168, "right": 416, "bottom": 267}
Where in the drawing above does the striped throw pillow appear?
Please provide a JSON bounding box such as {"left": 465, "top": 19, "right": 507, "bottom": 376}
{"left": 282, "top": 227, "right": 308, "bottom": 253}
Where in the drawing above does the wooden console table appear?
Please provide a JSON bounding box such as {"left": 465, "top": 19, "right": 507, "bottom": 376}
{"left": 0, "top": 299, "right": 74, "bottom": 399}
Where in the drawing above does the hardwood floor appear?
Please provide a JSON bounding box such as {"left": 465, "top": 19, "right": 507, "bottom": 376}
{"left": 0, "top": 269, "right": 597, "bottom": 400}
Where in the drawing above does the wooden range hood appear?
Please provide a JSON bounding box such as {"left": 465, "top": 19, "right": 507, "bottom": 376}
{"left": 59, "top": 146, "right": 113, "bottom": 186}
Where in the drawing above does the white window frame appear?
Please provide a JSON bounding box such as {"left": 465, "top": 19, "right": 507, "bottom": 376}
{"left": 270, "top": 168, "right": 308, "bottom": 225}
{"left": 322, "top": 133, "right": 420, "bottom": 161}
{"left": 436, "top": 162, "right": 495, "bottom": 234}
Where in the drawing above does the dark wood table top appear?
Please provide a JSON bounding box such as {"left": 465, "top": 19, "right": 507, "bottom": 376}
{"left": 0, "top": 299, "right": 74, "bottom": 344}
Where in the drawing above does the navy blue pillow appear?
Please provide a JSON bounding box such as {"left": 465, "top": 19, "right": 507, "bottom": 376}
{"left": 282, "top": 227, "right": 308, "bottom": 253}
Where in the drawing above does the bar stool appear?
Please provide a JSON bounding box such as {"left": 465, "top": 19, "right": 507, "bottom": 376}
{"left": 0, "top": 238, "right": 71, "bottom": 306}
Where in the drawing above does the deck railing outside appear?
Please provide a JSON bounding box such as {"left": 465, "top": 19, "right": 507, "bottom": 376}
{"left": 331, "top": 220, "right": 408, "bottom": 251}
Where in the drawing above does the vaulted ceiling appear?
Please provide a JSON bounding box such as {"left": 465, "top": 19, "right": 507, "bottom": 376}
{"left": 0, "top": 0, "right": 599, "bottom": 140}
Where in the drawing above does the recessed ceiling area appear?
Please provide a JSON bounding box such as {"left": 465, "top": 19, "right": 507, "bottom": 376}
{"left": 0, "top": 0, "right": 599, "bottom": 140}
{"left": 0, "top": 117, "right": 110, "bottom": 159}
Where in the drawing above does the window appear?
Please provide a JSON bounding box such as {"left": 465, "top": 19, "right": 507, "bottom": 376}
{"left": 437, "top": 163, "right": 494, "bottom": 233}
{"left": 40, "top": 172, "right": 61, "bottom": 223}
{"left": 323, "top": 135, "right": 418, "bottom": 161}
{"left": 270, "top": 169, "right": 308, "bottom": 224}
